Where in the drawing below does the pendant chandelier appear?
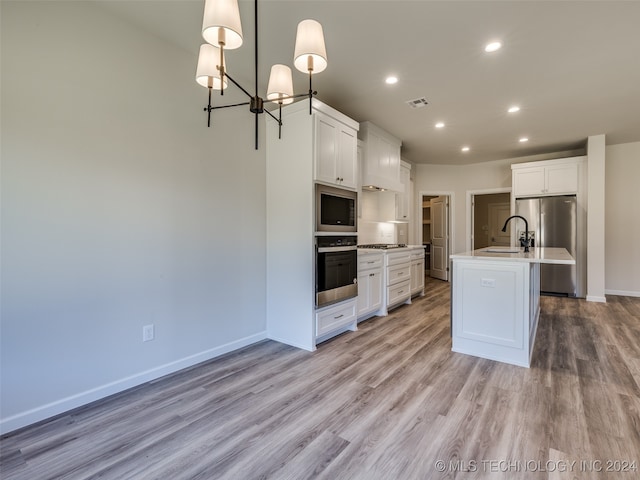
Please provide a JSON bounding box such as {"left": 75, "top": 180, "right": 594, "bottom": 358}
{"left": 195, "top": 0, "right": 328, "bottom": 149}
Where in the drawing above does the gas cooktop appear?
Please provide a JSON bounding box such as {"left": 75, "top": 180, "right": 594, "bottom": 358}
{"left": 357, "top": 243, "right": 408, "bottom": 249}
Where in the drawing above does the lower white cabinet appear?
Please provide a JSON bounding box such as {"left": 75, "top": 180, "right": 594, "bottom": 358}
{"left": 410, "top": 248, "right": 425, "bottom": 296}
{"left": 315, "top": 298, "right": 357, "bottom": 340}
{"left": 383, "top": 250, "right": 412, "bottom": 314}
{"left": 358, "top": 247, "right": 424, "bottom": 318}
{"left": 357, "top": 252, "right": 384, "bottom": 321}
{"left": 387, "top": 280, "right": 411, "bottom": 306}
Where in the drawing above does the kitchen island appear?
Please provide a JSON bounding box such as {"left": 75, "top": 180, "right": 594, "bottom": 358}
{"left": 450, "top": 247, "right": 575, "bottom": 367}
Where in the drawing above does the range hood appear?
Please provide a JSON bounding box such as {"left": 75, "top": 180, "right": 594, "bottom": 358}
{"left": 362, "top": 185, "right": 388, "bottom": 192}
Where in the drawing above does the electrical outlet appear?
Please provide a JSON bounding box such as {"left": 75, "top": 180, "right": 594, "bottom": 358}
{"left": 143, "top": 324, "right": 154, "bottom": 342}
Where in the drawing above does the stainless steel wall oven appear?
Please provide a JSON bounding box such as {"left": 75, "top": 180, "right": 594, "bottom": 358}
{"left": 315, "top": 235, "right": 358, "bottom": 307}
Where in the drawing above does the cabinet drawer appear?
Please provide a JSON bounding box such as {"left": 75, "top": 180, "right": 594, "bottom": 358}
{"left": 387, "top": 264, "right": 410, "bottom": 285}
{"left": 358, "top": 254, "right": 383, "bottom": 270}
{"left": 386, "top": 251, "right": 411, "bottom": 266}
{"left": 316, "top": 300, "right": 357, "bottom": 337}
{"left": 387, "top": 280, "right": 411, "bottom": 306}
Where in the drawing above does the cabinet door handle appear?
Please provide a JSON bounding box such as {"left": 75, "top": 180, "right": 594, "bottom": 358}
{"left": 369, "top": 273, "right": 375, "bottom": 277}
{"left": 398, "top": 290, "right": 404, "bottom": 294}
{"left": 334, "top": 314, "right": 344, "bottom": 319}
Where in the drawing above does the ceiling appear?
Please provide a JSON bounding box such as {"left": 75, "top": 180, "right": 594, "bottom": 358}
{"left": 99, "top": 0, "right": 640, "bottom": 165}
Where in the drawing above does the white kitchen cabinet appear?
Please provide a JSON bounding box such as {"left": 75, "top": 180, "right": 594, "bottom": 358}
{"left": 356, "top": 141, "right": 363, "bottom": 218}
{"left": 512, "top": 158, "right": 581, "bottom": 197}
{"left": 358, "top": 121, "right": 403, "bottom": 192}
{"left": 314, "top": 112, "right": 358, "bottom": 189}
{"left": 395, "top": 161, "right": 411, "bottom": 221}
{"left": 383, "top": 250, "right": 412, "bottom": 314}
{"left": 357, "top": 252, "right": 383, "bottom": 321}
{"left": 374, "top": 161, "right": 411, "bottom": 223}
{"left": 315, "top": 298, "right": 357, "bottom": 339}
{"left": 266, "top": 99, "right": 359, "bottom": 351}
{"left": 450, "top": 248, "right": 573, "bottom": 367}
{"left": 410, "top": 248, "right": 425, "bottom": 297}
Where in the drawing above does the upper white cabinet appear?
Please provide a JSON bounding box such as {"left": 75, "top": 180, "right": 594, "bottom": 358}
{"left": 512, "top": 157, "right": 583, "bottom": 197}
{"left": 358, "top": 121, "right": 403, "bottom": 192}
{"left": 395, "top": 161, "right": 411, "bottom": 221}
{"left": 314, "top": 111, "right": 358, "bottom": 189}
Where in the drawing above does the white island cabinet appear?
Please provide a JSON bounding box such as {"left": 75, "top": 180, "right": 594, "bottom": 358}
{"left": 450, "top": 247, "right": 574, "bottom": 367}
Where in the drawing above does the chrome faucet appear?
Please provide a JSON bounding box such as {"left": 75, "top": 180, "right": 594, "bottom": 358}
{"left": 501, "top": 215, "right": 530, "bottom": 252}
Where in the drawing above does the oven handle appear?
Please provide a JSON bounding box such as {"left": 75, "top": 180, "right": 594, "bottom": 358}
{"left": 317, "top": 246, "right": 357, "bottom": 253}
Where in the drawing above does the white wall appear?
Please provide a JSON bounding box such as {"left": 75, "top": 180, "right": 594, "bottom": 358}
{"left": 1, "top": 1, "right": 267, "bottom": 433}
{"left": 605, "top": 142, "right": 640, "bottom": 296}
{"left": 414, "top": 157, "right": 514, "bottom": 255}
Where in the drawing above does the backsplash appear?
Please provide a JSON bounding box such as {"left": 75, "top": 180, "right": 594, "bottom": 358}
{"left": 357, "top": 221, "right": 397, "bottom": 244}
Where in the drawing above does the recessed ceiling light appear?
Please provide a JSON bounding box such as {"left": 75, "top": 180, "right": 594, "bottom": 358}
{"left": 385, "top": 76, "right": 398, "bottom": 85}
{"left": 508, "top": 106, "right": 520, "bottom": 113}
{"left": 484, "top": 41, "right": 502, "bottom": 53}
{"left": 435, "top": 122, "right": 445, "bottom": 129}
{"left": 461, "top": 146, "right": 470, "bottom": 152}
{"left": 519, "top": 137, "right": 529, "bottom": 143}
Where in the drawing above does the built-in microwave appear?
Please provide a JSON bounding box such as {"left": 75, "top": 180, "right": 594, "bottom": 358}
{"left": 315, "top": 184, "right": 357, "bottom": 233}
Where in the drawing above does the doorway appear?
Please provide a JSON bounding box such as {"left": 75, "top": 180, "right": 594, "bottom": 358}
{"left": 420, "top": 194, "right": 451, "bottom": 281}
{"left": 471, "top": 192, "right": 511, "bottom": 250}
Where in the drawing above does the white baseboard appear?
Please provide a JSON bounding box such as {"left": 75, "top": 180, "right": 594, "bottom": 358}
{"left": 0, "top": 331, "right": 268, "bottom": 435}
{"left": 586, "top": 295, "right": 607, "bottom": 303}
{"left": 267, "top": 334, "right": 316, "bottom": 352}
{"left": 605, "top": 289, "right": 640, "bottom": 298}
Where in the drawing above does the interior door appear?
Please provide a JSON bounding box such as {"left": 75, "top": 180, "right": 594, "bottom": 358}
{"left": 488, "top": 202, "right": 511, "bottom": 246}
{"left": 430, "top": 195, "right": 449, "bottom": 281}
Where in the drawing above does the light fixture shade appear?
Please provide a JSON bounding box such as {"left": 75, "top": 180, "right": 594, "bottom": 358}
{"left": 267, "top": 65, "right": 294, "bottom": 104}
{"left": 202, "top": 0, "right": 243, "bottom": 49}
{"left": 195, "top": 44, "right": 227, "bottom": 90}
{"left": 293, "top": 19, "right": 327, "bottom": 74}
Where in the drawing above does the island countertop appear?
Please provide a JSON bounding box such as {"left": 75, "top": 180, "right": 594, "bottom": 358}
{"left": 450, "top": 247, "right": 575, "bottom": 265}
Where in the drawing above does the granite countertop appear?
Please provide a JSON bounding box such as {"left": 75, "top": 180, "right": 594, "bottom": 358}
{"left": 450, "top": 247, "right": 575, "bottom": 265}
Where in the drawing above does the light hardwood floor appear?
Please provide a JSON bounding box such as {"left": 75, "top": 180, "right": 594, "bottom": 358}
{"left": 2, "top": 278, "right": 639, "bottom": 479}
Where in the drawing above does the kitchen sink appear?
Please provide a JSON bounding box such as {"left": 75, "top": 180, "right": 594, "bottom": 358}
{"left": 482, "top": 248, "right": 520, "bottom": 253}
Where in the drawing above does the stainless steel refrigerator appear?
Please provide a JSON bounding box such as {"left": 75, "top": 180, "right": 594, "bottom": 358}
{"left": 516, "top": 195, "right": 577, "bottom": 297}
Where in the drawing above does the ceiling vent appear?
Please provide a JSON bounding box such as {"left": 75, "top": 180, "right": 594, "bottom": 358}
{"left": 406, "top": 97, "right": 428, "bottom": 109}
